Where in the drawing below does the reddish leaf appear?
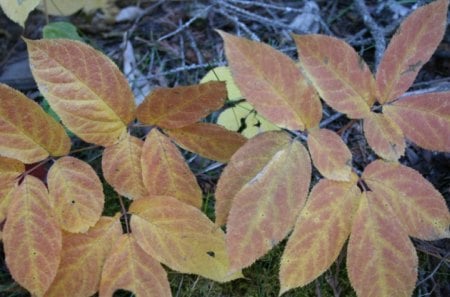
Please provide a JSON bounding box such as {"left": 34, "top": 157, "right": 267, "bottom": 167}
{"left": 293, "top": 34, "right": 376, "bottom": 119}
{"left": 136, "top": 81, "right": 226, "bottom": 129}
{"left": 164, "top": 122, "right": 246, "bottom": 163}
{"left": 141, "top": 129, "right": 202, "bottom": 208}
{"left": 219, "top": 31, "right": 322, "bottom": 130}
{"left": 376, "top": 0, "right": 449, "bottom": 103}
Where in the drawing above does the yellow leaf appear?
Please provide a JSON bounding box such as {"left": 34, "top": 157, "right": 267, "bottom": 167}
{"left": 102, "top": 134, "right": 148, "bottom": 200}
{"left": 0, "top": 0, "right": 40, "bottom": 26}
{"left": 40, "top": 0, "right": 110, "bottom": 16}
{"left": 307, "top": 127, "right": 352, "bottom": 181}
{"left": 3, "top": 176, "right": 62, "bottom": 297}
{"left": 130, "top": 196, "right": 242, "bottom": 282}
{"left": 280, "top": 176, "right": 360, "bottom": 294}
{"left": 27, "top": 39, "right": 135, "bottom": 147}
{"left": 99, "top": 234, "right": 171, "bottom": 297}
{"left": 347, "top": 191, "right": 418, "bottom": 297}
{"left": 45, "top": 216, "right": 122, "bottom": 297}
{"left": 0, "top": 83, "right": 71, "bottom": 163}
{"left": 0, "top": 156, "right": 24, "bottom": 231}
{"left": 200, "top": 66, "right": 243, "bottom": 101}
{"left": 141, "top": 129, "right": 202, "bottom": 208}
{"left": 47, "top": 156, "right": 104, "bottom": 233}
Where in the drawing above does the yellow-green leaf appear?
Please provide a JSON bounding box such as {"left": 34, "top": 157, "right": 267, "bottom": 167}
{"left": 102, "top": 134, "right": 148, "bottom": 200}
{"left": 3, "top": 176, "right": 62, "bottom": 297}
{"left": 164, "top": 123, "right": 246, "bottom": 163}
{"left": 141, "top": 129, "right": 202, "bottom": 208}
{"left": 219, "top": 31, "right": 322, "bottom": 130}
{"left": 307, "top": 127, "right": 352, "bottom": 181}
{"left": 130, "top": 196, "right": 242, "bottom": 282}
{"left": 226, "top": 136, "right": 311, "bottom": 272}
{"left": 363, "top": 160, "right": 450, "bottom": 240}
{"left": 347, "top": 191, "right": 418, "bottom": 297}
{"left": 47, "top": 156, "right": 104, "bottom": 233}
{"left": 0, "top": 83, "right": 71, "bottom": 163}
{"left": 280, "top": 176, "right": 360, "bottom": 294}
{"left": 45, "top": 216, "right": 122, "bottom": 297}
{"left": 0, "top": 0, "right": 40, "bottom": 26}
{"left": 0, "top": 156, "right": 25, "bottom": 179}
{"left": 27, "top": 39, "right": 135, "bottom": 147}
{"left": 293, "top": 34, "right": 376, "bottom": 119}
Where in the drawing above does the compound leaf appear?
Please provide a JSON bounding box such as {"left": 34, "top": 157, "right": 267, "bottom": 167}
{"left": 376, "top": 0, "right": 449, "bottom": 103}
{"left": 27, "top": 39, "right": 135, "bottom": 147}
{"left": 137, "top": 82, "right": 226, "bottom": 129}
{"left": 47, "top": 156, "right": 104, "bottom": 233}
{"left": 347, "top": 191, "right": 418, "bottom": 297}
{"left": 293, "top": 34, "right": 375, "bottom": 119}
{"left": 3, "top": 176, "right": 61, "bottom": 297}
{"left": 102, "top": 134, "right": 148, "bottom": 200}
{"left": 0, "top": 0, "right": 40, "bottom": 26}
{"left": 141, "top": 129, "right": 202, "bottom": 208}
{"left": 0, "top": 83, "right": 71, "bottom": 163}
{"left": 219, "top": 31, "right": 322, "bottom": 130}
{"left": 164, "top": 122, "right": 246, "bottom": 163}
{"left": 363, "top": 160, "right": 450, "bottom": 240}
{"left": 99, "top": 234, "right": 171, "bottom": 297}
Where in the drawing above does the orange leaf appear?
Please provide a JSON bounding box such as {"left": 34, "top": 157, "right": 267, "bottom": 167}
{"left": 130, "top": 196, "right": 242, "bottom": 282}
{"left": 99, "top": 234, "right": 171, "bottom": 297}
{"left": 26, "top": 39, "right": 135, "bottom": 147}
{"left": 363, "top": 160, "right": 450, "bottom": 240}
{"left": 226, "top": 135, "right": 311, "bottom": 272}
{"left": 3, "top": 176, "right": 61, "bottom": 296}
{"left": 102, "top": 134, "right": 148, "bottom": 200}
{"left": 307, "top": 127, "right": 352, "bottom": 181}
{"left": 279, "top": 176, "right": 360, "bottom": 294}
{"left": 383, "top": 92, "right": 450, "bottom": 152}
{"left": 215, "top": 131, "right": 292, "bottom": 226}
{"left": 219, "top": 31, "right": 322, "bottom": 130}
{"left": 164, "top": 122, "right": 246, "bottom": 163}
{"left": 141, "top": 129, "right": 202, "bottom": 208}
{"left": 45, "top": 216, "right": 122, "bottom": 297}
{"left": 347, "top": 191, "right": 418, "bottom": 297}
{"left": 0, "top": 83, "right": 70, "bottom": 163}
{"left": 0, "top": 156, "right": 24, "bottom": 229}
{"left": 136, "top": 81, "right": 226, "bottom": 129}
{"left": 0, "top": 156, "right": 25, "bottom": 178}
{"left": 376, "top": 0, "right": 449, "bottom": 103}
{"left": 363, "top": 112, "right": 405, "bottom": 161}
{"left": 293, "top": 34, "right": 376, "bottom": 119}
{"left": 47, "top": 156, "right": 104, "bottom": 233}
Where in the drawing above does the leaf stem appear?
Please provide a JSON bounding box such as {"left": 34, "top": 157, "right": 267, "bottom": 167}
{"left": 117, "top": 193, "right": 130, "bottom": 234}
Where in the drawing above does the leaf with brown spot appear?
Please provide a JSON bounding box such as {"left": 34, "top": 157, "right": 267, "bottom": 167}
{"left": 141, "top": 129, "right": 202, "bottom": 208}
{"left": 164, "top": 122, "right": 246, "bottom": 163}
{"left": 27, "top": 39, "right": 135, "bottom": 147}
{"left": 376, "top": 0, "right": 449, "bottom": 103}
{"left": 3, "top": 176, "right": 61, "bottom": 297}
{"left": 47, "top": 156, "right": 104, "bottom": 233}
{"left": 0, "top": 83, "right": 71, "bottom": 163}
{"left": 137, "top": 81, "right": 226, "bottom": 129}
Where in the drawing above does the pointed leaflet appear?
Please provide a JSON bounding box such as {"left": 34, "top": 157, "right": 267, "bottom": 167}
{"left": 136, "top": 81, "right": 226, "bottom": 129}
{"left": 0, "top": 83, "right": 70, "bottom": 163}
{"left": 363, "top": 160, "right": 450, "bottom": 240}
{"left": 280, "top": 176, "right": 360, "bottom": 294}
{"left": 0, "top": 0, "right": 40, "bottom": 26}
{"left": 383, "top": 92, "right": 450, "bottom": 152}
{"left": 219, "top": 31, "right": 322, "bottom": 130}
{"left": 130, "top": 196, "right": 242, "bottom": 282}
{"left": 215, "top": 131, "right": 293, "bottom": 226}
{"left": 376, "top": 0, "right": 449, "bottom": 103}
{"left": 226, "top": 136, "right": 311, "bottom": 272}
{"left": 27, "top": 39, "right": 135, "bottom": 147}
{"left": 99, "top": 234, "right": 171, "bottom": 297}
{"left": 0, "top": 157, "right": 24, "bottom": 226}
{"left": 347, "top": 191, "right": 418, "bottom": 297}
{"left": 102, "top": 134, "right": 148, "bottom": 200}
{"left": 45, "top": 216, "right": 122, "bottom": 297}
{"left": 164, "top": 123, "right": 246, "bottom": 163}
{"left": 307, "top": 128, "right": 352, "bottom": 181}
{"left": 141, "top": 129, "right": 202, "bottom": 208}
{"left": 47, "top": 156, "right": 104, "bottom": 233}
{"left": 363, "top": 112, "right": 405, "bottom": 161}
{"left": 293, "top": 34, "right": 376, "bottom": 119}
{"left": 3, "top": 176, "right": 61, "bottom": 297}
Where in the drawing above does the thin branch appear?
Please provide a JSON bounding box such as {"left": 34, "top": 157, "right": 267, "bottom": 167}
{"left": 117, "top": 193, "right": 130, "bottom": 234}
{"left": 145, "top": 62, "right": 225, "bottom": 80}
{"left": 226, "top": 0, "right": 304, "bottom": 13}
